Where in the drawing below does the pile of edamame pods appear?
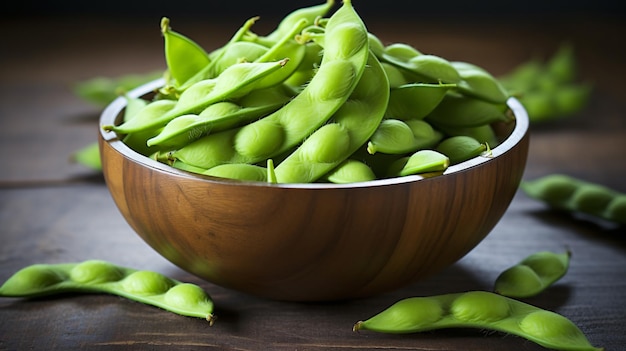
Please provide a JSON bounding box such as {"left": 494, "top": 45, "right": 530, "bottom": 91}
{"left": 102, "top": 0, "right": 515, "bottom": 184}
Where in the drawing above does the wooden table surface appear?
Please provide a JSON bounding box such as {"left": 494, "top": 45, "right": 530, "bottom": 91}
{"left": 1, "top": 8, "right": 625, "bottom": 351}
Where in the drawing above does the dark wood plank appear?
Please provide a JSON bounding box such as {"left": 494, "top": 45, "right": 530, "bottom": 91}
{"left": 1, "top": 184, "right": 625, "bottom": 350}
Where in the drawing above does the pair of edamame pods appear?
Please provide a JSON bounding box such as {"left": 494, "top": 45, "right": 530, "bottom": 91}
{"left": 354, "top": 250, "right": 603, "bottom": 351}
{"left": 101, "top": 0, "right": 514, "bottom": 184}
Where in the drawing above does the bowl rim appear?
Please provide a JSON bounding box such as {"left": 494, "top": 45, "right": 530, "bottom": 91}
{"left": 99, "top": 78, "right": 529, "bottom": 189}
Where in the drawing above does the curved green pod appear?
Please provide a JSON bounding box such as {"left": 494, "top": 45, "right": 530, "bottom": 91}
{"left": 521, "top": 174, "right": 626, "bottom": 225}
{"left": 103, "top": 58, "right": 289, "bottom": 135}
{"left": 452, "top": 61, "right": 510, "bottom": 104}
{"left": 495, "top": 250, "right": 571, "bottom": 298}
{"left": 274, "top": 51, "right": 389, "bottom": 183}
{"left": 146, "top": 87, "right": 292, "bottom": 149}
{"left": 354, "top": 291, "right": 602, "bottom": 351}
{"left": 435, "top": 135, "right": 489, "bottom": 165}
{"left": 0, "top": 260, "right": 215, "bottom": 324}
{"left": 161, "top": 17, "right": 211, "bottom": 87}
{"left": 367, "top": 119, "right": 443, "bottom": 155}
{"left": 321, "top": 159, "right": 376, "bottom": 184}
{"left": 385, "top": 83, "right": 456, "bottom": 120}
{"left": 425, "top": 93, "right": 511, "bottom": 129}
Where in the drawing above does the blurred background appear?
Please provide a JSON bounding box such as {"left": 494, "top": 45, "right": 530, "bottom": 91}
{"left": 5, "top": 0, "right": 626, "bottom": 19}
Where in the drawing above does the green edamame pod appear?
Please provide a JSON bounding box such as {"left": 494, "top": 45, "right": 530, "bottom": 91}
{"left": 379, "top": 42, "right": 422, "bottom": 69}
{"left": 452, "top": 61, "right": 510, "bottom": 104}
{"left": 435, "top": 123, "right": 499, "bottom": 147}
{"left": 497, "top": 43, "right": 591, "bottom": 123}
{"left": 118, "top": 95, "right": 164, "bottom": 156}
{"left": 435, "top": 135, "right": 489, "bottom": 165}
{"left": 521, "top": 174, "right": 626, "bottom": 225}
{"left": 266, "top": 159, "right": 277, "bottom": 183}
{"left": 0, "top": 260, "right": 215, "bottom": 324}
{"left": 274, "top": 51, "right": 389, "bottom": 183}
{"left": 545, "top": 43, "right": 577, "bottom": 84}
{"left": 73, "top": 71, "right": 163, "bottom": 107}
{"left": 203, "top": 163, "right": 268, "bottom": 182}
{"left": 104, "top": 58, "right": 289, "bottom": 135}
{"left": 387, "top": 149, "right": 449, "bottom": 178}
{"left": 262, "top": 0, "right": 335, "bottom": 45}
{"left": 498, "top": 59, "right": 543, "bottom": 96}
{"left": 70, "top": 142, "right": 102, "bottom": 171}
{"left": 210, "top": 41, "right": 269, "bottom": 76}
{"left": 177, "top": 16, "right": 261, "bottom": 91}
{"left": 404, "top": 54, "right": 461, "bottom": 84}
{"left": 146, "top": 87, "right": 291, "bottom": 148}
{"left": 367, "top": 33, "right": 385, "bottom": 59}
{"left": 249, "top": 18, "right": 309, "bottom": 89}
{"left": 367, "top": 119, "right": 442, "bottom": 155}
{"left": 495, "top": 250, "right": 571, "bottom": 298}
{"left": 354, "top": 291, "right": 602, "bottom": 351}
{"left": 103, "top": 99, "right": 177, "bottom": 142}
{"left": 321, "top": 159, "right": 376, "bottom": 184}
{"left": 425, "top": 93, "right": 511, "bottom": 129}
{"left": 172, "top": 0, "right": 370, "bottom": 170}
{"left": 385, "top": 83, "right": 456, "bottom": 120}
{"left": 170, "top": 159, "right": 208, "bottom": 174}
{"left": 381, "top": 62, "right": 410, "bottom": 88}
{"left": 122, "top": 94, "right": 150, "bottom": 122}
{"left": 161, "top": 17, "right": 211, "bottom": 87}
{"left": 284, "top": 41, "right": 324, "bottom": 88}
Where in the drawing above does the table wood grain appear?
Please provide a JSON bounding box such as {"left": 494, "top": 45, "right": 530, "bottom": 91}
{"left": 1, "top": 12, "right": 625, "bottom": 351}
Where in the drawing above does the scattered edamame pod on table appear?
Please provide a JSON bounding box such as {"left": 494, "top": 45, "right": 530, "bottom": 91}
{"left": 70, "top": 142, "right": 102, "bottom": 171}
{"left": 73, "top": 71, "right": 163, "bottom": 107}
{"left": 521, "top": 174, "right": 626, "bottom": 225}
{"left": 0, "top": 260, "right": 216, "bottom": 324}
{"left": 353, "top": 291, "right": 603, "bottom": 351}
{"left": 494, "top": 250, "right": 571, "bottom": 298}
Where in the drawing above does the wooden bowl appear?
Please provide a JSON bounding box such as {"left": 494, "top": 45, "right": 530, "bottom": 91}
{"left": 98, "top": 79, "right": 530, "bottom": 301}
